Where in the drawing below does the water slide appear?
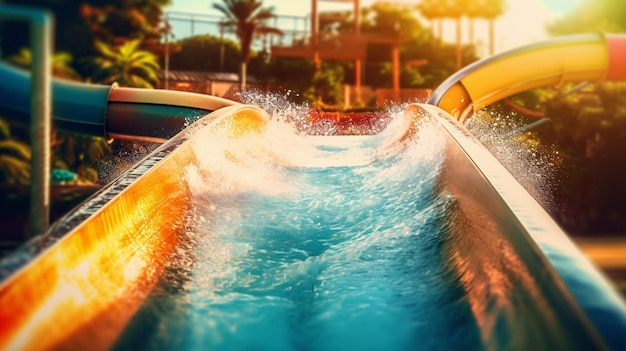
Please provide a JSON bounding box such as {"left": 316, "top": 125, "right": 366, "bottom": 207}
{"left": 429, "top": 33, "right": 626, "bottom": 122}
{"left": 0, "top": 62, "right": 239, "bottom": 140}
{"left": 1, "top": 33, "right": 626, "bottom": 350}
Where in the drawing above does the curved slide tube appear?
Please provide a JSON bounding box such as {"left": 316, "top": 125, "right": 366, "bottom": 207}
{"left": 0, "top": 62, "right": 239, "bottom": 140}
{"left": 429, "top": 33, "right": 626, "bottom": 122}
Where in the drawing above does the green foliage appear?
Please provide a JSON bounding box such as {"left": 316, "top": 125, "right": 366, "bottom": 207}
{"left": 0, "top": 139, "right": 31, "bottom": 162}
{"left": 0, "top": 118, "right": 11, "bottom": 140}
{"left": 52, "top": 132, "right": 111, "bottom": 185}
{"left": 464, "top": 0, "right": 508, "bottom": 19}
{"left": 263, "top": 58, "right": 344, "bottom": 106}
{"left": 1, "top": 0, "right": 171, "bottom": 79}
{"left": 80, "top": 0, "right": 171, "bottom": 42}
{"left": 318, "top": 2, "right": 478, "bottom": 89}
{"left": 548, "top": 0, "right": 626, "bottom": 35}
{"left": 0, "top": 153, "right": 31, "bottom": 186}
{"left": 417, "top": 0, "right": 506, "bottom": 67}
{"left": 168, "top": 34, "right": 240, "bottom": 73}
{"left": 0, "top": 118, "right": 111, "bottom": 187}
{"left": 264, "top": 57, "right": 317, "bottom": 104}
{"left": 417, "top": 0, "right": 507, "bottom": 19}
{"left": 512, "top": 82, "right": 626, "bottom": 235}
{"left": 0, "top": 119, "right": 31, "bottom": 186}
{"left": 361, "top": 2, "right": 425, "bottom": 36}
{"left": 6, "top": 48, "right": 81, "bottom": 81}
{"left": 310, "top": 63, "right": 345, "bottom": 106}
{"left": 85, "top": 39, "right": 160, "bottom": 88}
{"left": 373, "top": 62, "right": 426, "bottom": 88}
{"left": 400, "top": 66, "right": 426, "bottom": 88}
{"left": 471, "top": 79, "right": 626, "bottom": 236}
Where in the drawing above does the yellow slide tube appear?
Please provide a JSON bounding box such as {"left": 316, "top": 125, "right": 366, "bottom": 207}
{"left": 430, "top": 34, "right": 626, "bottom": 121}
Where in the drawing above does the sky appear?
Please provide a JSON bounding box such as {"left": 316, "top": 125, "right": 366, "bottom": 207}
{"left": 166, "top": 0, "right": 582, "bottom": 57}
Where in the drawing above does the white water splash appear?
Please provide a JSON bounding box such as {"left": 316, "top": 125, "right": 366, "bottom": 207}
{"left": 465, "top": 107, "right": 560, "bottom": 212}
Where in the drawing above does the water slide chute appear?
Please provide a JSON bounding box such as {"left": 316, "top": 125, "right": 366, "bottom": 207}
{"left": 429, "top": 33, "right": 626, "bottom": 122}
{"left": 0, "top": 62, "right": 239, "bottom": 141}
{"left": 1, "top": 34, "right": 626, "bottom": 349}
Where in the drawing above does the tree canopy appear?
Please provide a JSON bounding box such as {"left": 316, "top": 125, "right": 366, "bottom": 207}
{"left": 1, "top": 0, "right": 171, "bottom": 78}
{"left": 475, "top": 0, "right": 626, "bottom": 236}
{"left": 85, "top": 39, "right": 160, "bottom": 88}
{"left": 167, "top": 34, "right": 240, "bottom": 73}
{"left": 548, "top": 0, "right": 626, "bottom": 35}
{"left": 314, "top": 3, "right": 474, "bottom": 89}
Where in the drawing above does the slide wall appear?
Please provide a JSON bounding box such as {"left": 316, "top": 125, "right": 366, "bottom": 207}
{"left": 429, "top": 34, "right": 626, "bottom": 122}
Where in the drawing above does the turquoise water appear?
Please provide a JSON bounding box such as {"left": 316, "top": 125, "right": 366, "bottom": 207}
{"left": 114, "top": 114, "right": 483, "bottom": 350}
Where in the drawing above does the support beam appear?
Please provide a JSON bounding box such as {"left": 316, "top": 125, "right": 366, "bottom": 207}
{"left": 0, "top": 4, "right": 53, "bottom": 237}
{"left": 354, "top": 0, "right": 361, "bottom": 103}
{"left": 392, "top": 44, "right": 400, "bottom": 93}
{"left": 311, "top": 0, "right": 320, "bottom": 70}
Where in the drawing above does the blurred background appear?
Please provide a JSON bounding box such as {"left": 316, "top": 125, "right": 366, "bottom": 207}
{"left": 0, "top": 0, "right": 625, "bottom": 292}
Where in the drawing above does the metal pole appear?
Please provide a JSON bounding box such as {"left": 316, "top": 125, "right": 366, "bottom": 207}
{"left": 311, "top": 0, "right": 320, "bottom": 70}
{"left": 164, "top": 28, "right": 170, "bottom": 89}
{"left": 220, "top": 21, "right": 225, "bottom": 72}
{"left": 0, "top": 4, "right": 53, "bottom": 237}
{"left": 456, "top": 16, "right": 462, "bottom": 69}
{"left": 392, "top": 43, "right": 400, "bottom": 93}
{"left": 30, "top": 12, "right": 52, "bottom": 237}
{"left": 354, "top": 0, "right": 361, "bottom": 103}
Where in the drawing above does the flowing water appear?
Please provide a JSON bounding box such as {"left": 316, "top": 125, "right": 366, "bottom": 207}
{"left": 112, "top": 105, "right": 483, "bottom": 351}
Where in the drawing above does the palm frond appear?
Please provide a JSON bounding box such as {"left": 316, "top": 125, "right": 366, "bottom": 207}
{"left": 93, "top": 40, "right": 118, "bottom": 60}
{"left": 0, "top": 139, "right": 32, "bottom": 161}
{"left": 87, "top": 38, "right": 160, "bottom": 88}
{"left": 0, "top": 119, "right": 11, "bottom": 140}
{"left": 7, "top": 48, "right": 32, "bottom": 68}
{"left": 119, "top": 40, "right": 142, "bottom": 58}
{"left": 0, "top": 154, "right": 31, "bottom": 186}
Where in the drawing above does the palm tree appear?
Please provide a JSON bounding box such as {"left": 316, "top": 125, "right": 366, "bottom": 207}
{"left": 444, "top": 0, "right": 466, "bottom": 70}
{"left": 212, "top": 0, "right": 282, "bottom": 88}
{"left": 465, "top": 2, "right": 480, "bottom": 45}
{"left": 86, "top": 39, "right": 160, "bottom": 88}
{"left": 417, "top": 0, "right": 445, "bottom": 43}
{"left": 482, "top": 0, "right": 507, "bottom": 55}
{"left": 0, "top": 118, "right": 31, "bottom": 186}
{"left": 418, "top": 0, "right": 465, "bottom": 69}
{"left": 419, "top": 0, "right": 506, "bottom": 65}
{"left": 463, "top": 0, "right": 507, "bottom": 55}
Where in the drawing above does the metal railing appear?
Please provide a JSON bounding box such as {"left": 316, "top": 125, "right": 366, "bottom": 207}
{"left": 0, "top": 4, "right": 53, "bottom": 237}
{"left": 164, "top": 10, "right": 309, "bottom": 48}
